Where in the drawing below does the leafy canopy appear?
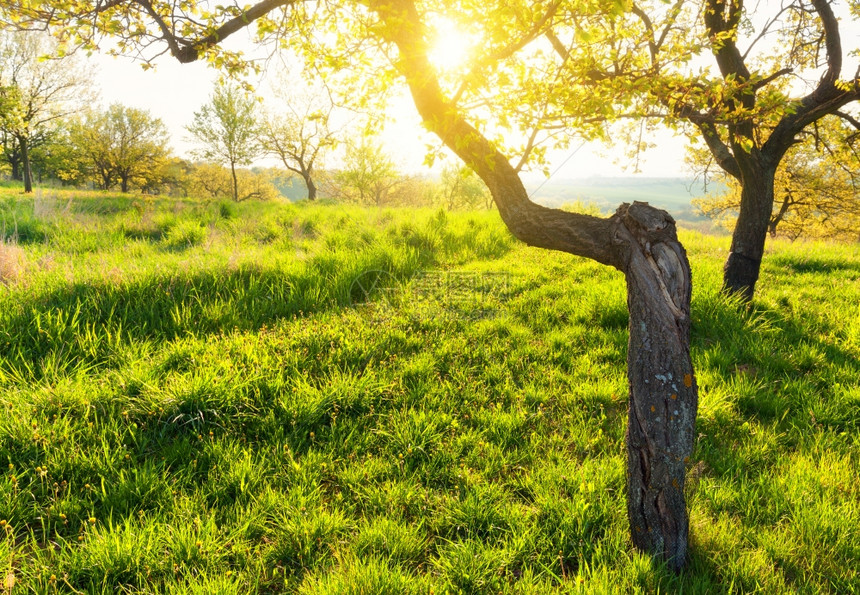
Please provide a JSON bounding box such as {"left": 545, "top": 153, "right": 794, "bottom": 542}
{"left": 4, "top": 0, "right": 858, "bottom": 177}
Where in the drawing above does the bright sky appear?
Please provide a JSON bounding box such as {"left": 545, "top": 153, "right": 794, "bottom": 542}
{"left": 91, "top": 49, "right": 691, "bottom": 179}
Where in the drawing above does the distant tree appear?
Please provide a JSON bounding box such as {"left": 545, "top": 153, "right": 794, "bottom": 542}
{"left": 1, "top": 124, "right": 53, "bottom": 182}
{"left": 259, "top": 84, "right": 338, "bottom": 201}
{"left": 186, "top": 84, "right": 261, "bottom": 202}
{"left": 188, "top": 162, "right": 279, "bottom": 202}
{"left": 71, "top": 104, "right": 170, "bottom": 192}
{"left": 694, "top": 115, "right": 860, "bottom": 242}
{"left": 0, "top": 30, "right": 91, "bottom": 192}
{"left": 439, "top": 164, "right": 491, "bottom": 210}
{"left": 155, "top": 157, "right": 195, "bottom": 197}
{"left": 335, "top": 139, "right": 401, "bottom": 206}
{"left": 29, "top": 122, "right": 88, "bottom": 186}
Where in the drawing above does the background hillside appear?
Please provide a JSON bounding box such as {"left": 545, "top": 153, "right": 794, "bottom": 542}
{"left": 526, "top": 176, "right": 726, "bottom": 229}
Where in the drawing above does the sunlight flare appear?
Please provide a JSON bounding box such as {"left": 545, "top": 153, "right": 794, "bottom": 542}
{"left": 427, "top": 17, "right": 475, "bottom": 73}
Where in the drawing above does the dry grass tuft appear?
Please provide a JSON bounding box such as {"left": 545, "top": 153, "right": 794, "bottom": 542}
{"left": 0, "top": 240, "right": 27, "bottom": 284}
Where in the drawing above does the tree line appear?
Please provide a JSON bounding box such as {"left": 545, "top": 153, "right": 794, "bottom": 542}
{"left": 0, "top": 29, "right": 492, "bottom": 209}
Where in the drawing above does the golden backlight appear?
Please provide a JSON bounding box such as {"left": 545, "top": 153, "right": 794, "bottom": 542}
{"left": 427, "top": 17, "right": 475, "bottom": 73}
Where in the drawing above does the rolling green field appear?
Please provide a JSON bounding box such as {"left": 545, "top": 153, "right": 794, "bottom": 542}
{"left": 1, "top": 186, "right": 858, "bottom": 594}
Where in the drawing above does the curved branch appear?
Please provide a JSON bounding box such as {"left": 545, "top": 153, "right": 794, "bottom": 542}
{"left": 751, "top": 67, "right": 792, "bottom": 91}
{"left": 369, "top": 0, "right": 622, "bottom": 269}
{"left": 811, "top": 0, "right": 841, "bottom": 86}
{"left": 171, "top": 0, "right": 299, "bottom": 63}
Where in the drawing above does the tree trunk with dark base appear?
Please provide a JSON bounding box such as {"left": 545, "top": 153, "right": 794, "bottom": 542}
{"left": 722, "top": 166, "right": 776, "bottom": 300}
{"left": 303, "top": 171, "right": 317, "bottom": 201}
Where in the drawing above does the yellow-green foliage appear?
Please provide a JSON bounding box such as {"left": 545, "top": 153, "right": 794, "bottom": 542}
{"left": 694, "top": 116, "right": 860, "bottom": 242}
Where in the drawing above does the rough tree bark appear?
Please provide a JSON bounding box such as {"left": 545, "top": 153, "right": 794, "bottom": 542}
{"left": 619, "top": 203, "right": 697, "bottom": 570}
{"left": 371, "top": 0, "right": 699, "bottom": 571}
{"left": 47, "top": 0, "right": 700, "bottom": 572}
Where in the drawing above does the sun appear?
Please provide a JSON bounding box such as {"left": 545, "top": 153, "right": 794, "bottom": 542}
{"left": 427, "top": 17, "right": 475, "bottom": 73}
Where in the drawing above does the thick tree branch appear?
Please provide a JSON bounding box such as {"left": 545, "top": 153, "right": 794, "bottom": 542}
{"left": 752, "top": 67, "right": 792, "bottom": 91}
{"left": 135, "top": 0, "right": 186, "bottom": 61}
{"left": 766, "top": 85, "right": 860, "bottom": 160}
{"left": 695, "top": 119, "right": 742, "bottom": 179}
{"left": 703, "top": 0, "right": 751, "bottom": 82}
{"left": 544, "top": 28, "right": 570, "bottom": 63}
{"left": 369, "top": 0, "right": 622, "bottom": 269}
{"left": 811, "top": 0, "right": 841, "bottom": 86}
{"left": 171, "top": 0, "right": 298, "bottom": 63}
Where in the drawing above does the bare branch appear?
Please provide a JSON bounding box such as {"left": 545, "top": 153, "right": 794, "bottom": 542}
{"left": 631, "top": 3, "right": 658, "bottom": 65}
{"left": 835, "top": 110, "right": 860, "bottom": 130}
{"left": 172, "top": 0, "right": 299, "bottom": 63}
{"left": 544, "top": 28, "right": 570, "bottom": 62}
{"left": 751, "top": 67, "right": 793, "bottom": 91}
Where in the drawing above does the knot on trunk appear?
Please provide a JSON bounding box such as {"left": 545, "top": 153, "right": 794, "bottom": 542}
{"left": 613, "top": 201, "right": 690, "bottom": 321}
{"left": 618, "top": 201, "right": 677, "bottom": 247}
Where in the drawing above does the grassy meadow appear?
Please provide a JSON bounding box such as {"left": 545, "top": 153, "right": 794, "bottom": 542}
{"left": 0, "top": 184, "right": 858, "bottom": 593}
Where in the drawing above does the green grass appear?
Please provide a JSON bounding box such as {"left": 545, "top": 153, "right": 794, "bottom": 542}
{"left": 0, "top": 186, "right": 858, "bottom": 593}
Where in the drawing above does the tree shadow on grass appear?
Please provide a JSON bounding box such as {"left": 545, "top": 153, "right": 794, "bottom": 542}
{"left": 0, "top": 263, "right": 405, "bottom": 383}
{"left": 766, "top": 254, "right": 860, "bottom": 276}
{"left": 691, "top": 291, "right": 859, "bottom": 429}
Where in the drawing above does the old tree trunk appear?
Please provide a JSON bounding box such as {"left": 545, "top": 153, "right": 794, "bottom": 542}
{"left": 373, "top": 0, "right": 698, "bottom": 571}
{"left": 620, "top": 204, "right": 697, "bottom": 567}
